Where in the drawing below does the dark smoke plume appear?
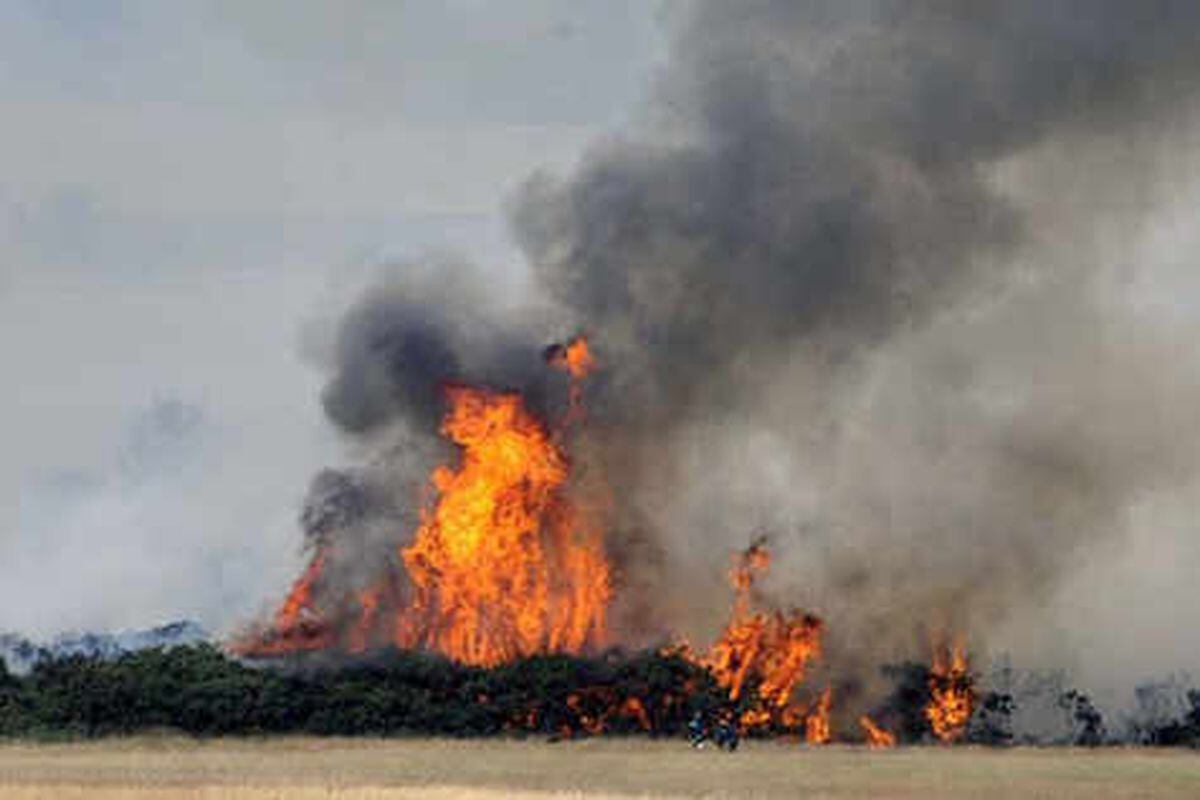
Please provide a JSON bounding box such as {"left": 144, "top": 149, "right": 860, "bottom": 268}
{"left": 304, "top": 2, "right": 1200, "bottom": 694}
{"left": 514, "top": 0, "right": 1200, "bottom": 411}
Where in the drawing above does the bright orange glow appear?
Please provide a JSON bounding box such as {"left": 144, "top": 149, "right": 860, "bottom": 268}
{"left": 563, "top": 689, "right": 652, "bottom": 735}
{"left": 547, "top": 335, "right": 596, "bottom": 426}
{"left": 675, "top": 542, "right": 824, "bottom": 734}
{"left": 241, "top": 335, "right": 609, "bottom": 667}
{"left": 805, "top": 686, "right": 832, "bottom": 744}
{"left": 231, "top": 548, "right": 333, "bottom": 656}
{"left": 275, "top": 549, "right": 326, "bottom": 632}
{"left": 546, "top": 335, "right": 596, "bottom": 380}
{"left": 396, "top": 383, "right": 611, "bottom": 666}
{"left": 860, "top": 715, "right": 896, "bottom": 748}
{"left": 925, "top": 639, "right": 974, "bottom": 743}
{"left": 348, "top": 583, "right": 386, "bottom": 653}
{"left": 238, "top": 332, "right": 986, "bottom": 748}
{"left": 620, "top": 696, "right": 651, "bottom": 731}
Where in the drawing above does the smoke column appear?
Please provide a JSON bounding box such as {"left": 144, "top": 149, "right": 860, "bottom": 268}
{"left": 302, "top": 2, "right": 1200, "bottom": 691}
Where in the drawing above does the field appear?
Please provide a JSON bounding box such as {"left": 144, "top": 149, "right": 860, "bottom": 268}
{"left": 1, "top": 738, "right": 1199, "bottom": 799}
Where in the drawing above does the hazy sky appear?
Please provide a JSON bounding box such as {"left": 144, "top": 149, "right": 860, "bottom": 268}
{"left": 5, "top": 2, "right": 1200, "bottom": 709}
{"left": 0, "top": 0, "right": 668, "bottom": 635}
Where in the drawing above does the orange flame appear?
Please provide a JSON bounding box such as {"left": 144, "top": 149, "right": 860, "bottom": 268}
{"left": 805, "top": 686, "right": 832, "bottom": 744}
{"left": 242, "top": 334, "right": 986, "bottom": 748}
{"left": 620, "top": 696, "right": 651, "bottom": 731}
{"left": 348, "top": 583, "right": 385, "bottom": 653}
{"left": 230, "top": 548, "right": 334, "bottom": 656}
{"left": 925, "top": 639, "right": 974, "bottom": 743}
{"left": 859, "top": 715, "right": 896, "bottom": 748}
{"left": 241, "top": 335, "right": 609, "bottom": 667}
{"left": 547, "top": 335, "right": 596, "bottom": 426}
{"left": 275, "top": 549, "right": 326, "bottom": 632}
{"left": 677, "top": 542, "right": 824, "bottom": 734}
{"left": 546, "top": 335, "right": 596, "bottom": 380}
{"left": 395, "top": 382, "right": 611, "bottom": 666}
{"left": 563, "top": 689, "right": 653, "bottom": 735}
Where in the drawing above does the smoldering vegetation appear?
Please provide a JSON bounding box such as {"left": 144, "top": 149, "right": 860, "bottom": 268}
{"left": 4, "top": 642, "right": 1200, "bottom": 746}
{"left": 276, "top": 0, "right": 1200, "bottom": 702}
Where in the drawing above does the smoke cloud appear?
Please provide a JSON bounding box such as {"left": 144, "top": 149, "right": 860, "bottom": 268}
{"left": 307, "top": 1, "right": 1200, "bottom": 694}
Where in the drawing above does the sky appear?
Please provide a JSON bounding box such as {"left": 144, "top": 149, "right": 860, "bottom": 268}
{"left": 0, "top": 0, "right": 668, "bottom": 636}
{"left": 3, "top": 2, "right": 1200, "bottom": 707}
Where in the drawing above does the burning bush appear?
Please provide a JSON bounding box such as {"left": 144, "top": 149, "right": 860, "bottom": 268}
{"left": 0, "top": 645, "right": 724, "bottom": 739}
{"left": 235, "top": 337, "right": 608, "bottom": 665}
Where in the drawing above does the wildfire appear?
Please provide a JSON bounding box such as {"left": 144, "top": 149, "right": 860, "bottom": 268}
{"left": 859, "top": 715, "right": 897, "bottom": 748}
{"left": 564, "top": 691, "right": 652, "bottom": 736}
{"left": 805, "top": 686, "right": 832, "bottom": 745}
{"left": 238, "top": 330, "right": 984, "bottom": 748}
{"left": 235, "top": 548, "right": 333, "bottom": 656}
{"left": 240, "top": 336, "right": 610, "bottom": 667}
{"left": 677, "top": 541, "right": 825, "bottom": 734}
{"left": 545, "top": 335, "right": 596, "bottom": 381}
{"left": 349, "top": 583, "right": 386, "bottom": 653}
{"left": 545, "top": 335, "right": 596, "bottom": 425}
{"left": 396, "top": 382, "right": 610, "bottom": 666}
{"left": 925, "top": 639, "right": 975, "bottom": 743}
{"left": 274, "top": 548, "right": 326, "bottom": 634}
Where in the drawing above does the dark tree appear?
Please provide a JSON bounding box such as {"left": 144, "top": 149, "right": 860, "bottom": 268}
{"left": 877, "top": 662, "right": 934, "bottom": 743}
{"left": 1058, "top": 690, "right": 1105, "bottom": 746}
{"left": 969, "top": 690, "right": 1015, "bottom": 746}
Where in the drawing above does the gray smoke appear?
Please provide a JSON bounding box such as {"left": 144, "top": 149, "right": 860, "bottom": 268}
{"left": 319, "top": 258, "right": 559, "bottom": 435}
{"left": 514, "top": 0, "right": 1200, "bottom": 417}
{"left": 308, "top": 1, "right": 1200, "bottom": 693}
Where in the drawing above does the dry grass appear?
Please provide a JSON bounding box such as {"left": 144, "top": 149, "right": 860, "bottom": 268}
{"left": 1, "top": 737, "right": 1198, "bottom": 799}
{"left": 0, "top": 790, "right": 629, "bottom": 800}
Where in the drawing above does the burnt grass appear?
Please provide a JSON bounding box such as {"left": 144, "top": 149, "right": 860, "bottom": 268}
{"left": 1, "top": 644, "right": 1198, "bottom": 746}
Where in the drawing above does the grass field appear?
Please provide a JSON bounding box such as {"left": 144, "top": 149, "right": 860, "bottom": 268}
{"left": 1, "top": 737, "right": 1198, "bottom": 799}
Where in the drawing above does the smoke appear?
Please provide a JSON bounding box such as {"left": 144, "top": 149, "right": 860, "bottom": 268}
{"left": 305, "top": 2, "right": 1200, "bottom": 693}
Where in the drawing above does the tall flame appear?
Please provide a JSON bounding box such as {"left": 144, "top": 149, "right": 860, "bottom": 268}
{"left": 678, "top": 542, "right": 824, "bottom": 733}
{"left": 239, "top": 332, "right": 985, "bottom": 747}
{"left": 238, "top": 548, "right": 333, "bottom": 656}
{"left": 925, "top": 639, "right": 974, "bottom": 743}
{"left": 239, "top": 336, "right": 609, "bottom": 667}
{"left": 805, "top": 686, "right": 832, "bottom": 744}
{"left": 396, "top": 382, "right": 610, "bottom": 666}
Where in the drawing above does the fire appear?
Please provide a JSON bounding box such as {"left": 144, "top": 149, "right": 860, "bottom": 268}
{"left": 805, "top": 686, "right": 832, "bottom": 744}
{"left": 925, "top": 639, "right": 975, "bottom": 743}
{"left": 545, "top": 335, "right": 596, "bottom": 425}
{"left": 349, "top": 583, "right": 386, "bottom": 653}
{"left": 677, "top": 542, "right": 825, "bottom": 734}
{"left": 545, "top": 335, "right": 596, "bottom": 380}
{"left": 563, "top": 691, "right": 652, "bottom": 736}
{"left": 275, "top": 548, "right": 326, "bottom": 633}
{"left": 241, "top": 336, "right": 610, "bottom": 667}
{"left": 234, "top": 548, "right": 333, "bottom": 656}
{"left": 396, "top": 382, "right": 610, "bottom": 666}
{"left": 859, "top": 715, "right": 896, "bottom": 748}
{"left": 239, "top": 330, "right": 985, "bottom": 748}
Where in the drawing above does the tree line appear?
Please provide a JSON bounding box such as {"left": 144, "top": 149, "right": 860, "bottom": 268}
{"left": 0, "top": 645, "right": 718, "bottom": 738}
{"left": 1, "top": 645, "right": 1197, "bottom": 745}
